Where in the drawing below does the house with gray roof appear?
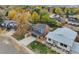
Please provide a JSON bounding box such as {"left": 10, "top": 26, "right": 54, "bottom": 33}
{"left": 68, "top": 17, "right": 79, "bottom": 26}
{"left": 46, "top": 27, "right": 79, "bottom": 53}
{"left": 30, "top": 24, "right": 49, "bottom": 37}
{"left": 49, "top": 14, "right": 60, "bottom": 19}
{"left": 49, "top": 14, "right": 67, "bottom": 23}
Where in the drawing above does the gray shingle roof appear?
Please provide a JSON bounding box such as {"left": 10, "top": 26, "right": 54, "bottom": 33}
{"left": 31, "top": 24, "right": 46, "bottom": 36}
{"left": 46, "top": 27, "right": 77, "bottom": 47}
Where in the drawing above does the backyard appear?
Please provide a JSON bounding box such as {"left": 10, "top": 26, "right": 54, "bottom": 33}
{"left": 27, "top": 41, "right": 58, "bottom": 54}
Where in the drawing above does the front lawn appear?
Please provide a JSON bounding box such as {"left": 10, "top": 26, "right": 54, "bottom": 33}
{"left": 12, "top": 33, "right": 25, "bottom": 40}
{"left": 27, "top": 41, "right": 58, "bottom": 54}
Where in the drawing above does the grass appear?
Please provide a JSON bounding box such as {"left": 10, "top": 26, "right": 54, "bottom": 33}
{"left": 49, "top": 27, "right": 58, "bottom": 31}
{"left": 12, "top": 34, "right": 25, "bottom": 40}
{"left": 27, "top": 41, "right": 58, "bottom": 54}
{"left": 16, "top": 34, "right": 25, "bottom": 40}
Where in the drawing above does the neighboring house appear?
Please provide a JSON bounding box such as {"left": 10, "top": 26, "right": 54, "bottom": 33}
{"left": 68, "top": 15, "right": 74, "bottom": 18}
{"left": 46, "top": 27, "right": 79, "bottom": 53}
{"left": 1, "top": 20, "right": 17, "bottom": 29}
{"left": 49, "top": 14, "right": 67, "bottom": 23}
{"left": 49, "top": 14, "right": 60, "bottom": 19}
{"left": 68, "top": 15, "right": 79, "bottom": 19}
{"left": 30, "top": 24, "right": 49, "bottom": 37}
{"left": 68, "top": 17, "right": 79, "bottom": 26}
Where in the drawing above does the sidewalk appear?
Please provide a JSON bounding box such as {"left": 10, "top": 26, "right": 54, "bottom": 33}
{"left": 19, "top": 36, "right": 36, "bottom": 54}
{"left": 19, "top": 36, "right": 36, "bottom": 46}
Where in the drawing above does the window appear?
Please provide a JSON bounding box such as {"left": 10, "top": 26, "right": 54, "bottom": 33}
{"left": 48, "top": 38, "right": 51, "bottom": 41}
{"left": 60, "top": 43, "right": 63, "bottom": 46}
{"left": 53, "top": 40, "right": 56, "bottom": 44}
{"left": 60, "top": 43, "right": 67, "bottom": 48}
{"left": 64, "top": 44, "right": 67, "bottom": 47}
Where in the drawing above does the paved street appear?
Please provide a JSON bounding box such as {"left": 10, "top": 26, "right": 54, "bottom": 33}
{"left": 0, "top": 31, "right": 35, "bottom": 54}
{"left": 0, "top": 42, "right": 24, "bottom": 54}
{"left": 0, "top": 30, "right": 19, "bottom": 54}
{"left": 63, "top": 24, "right": 79, "bottom": 32}
{"left": 0, "top": 37, "right": 25, "bottom": 54}
{"left": 19, "top": 36, "right": 36, "bottom": 46}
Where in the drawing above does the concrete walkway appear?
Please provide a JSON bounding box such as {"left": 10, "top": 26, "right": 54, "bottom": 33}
{"left": 3, "top": 30, "right": 15, "bottom": 36}
{"left": 19, "top": 36, "right": 36, "bottom": 46}
{"left": 19, "top": 36, "right": 36, "bottom": 54}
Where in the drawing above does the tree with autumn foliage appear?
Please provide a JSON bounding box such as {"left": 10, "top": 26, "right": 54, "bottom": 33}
{"left": 32, "top": 11, "right": 40, "bottom": 23}
{"left": 13, "top": 11, "right": 32, "bottom": 40}
{"left": 7, "top": 8, "right": 32, "bottom": 40}
{"left": 8, "top": 9, "right": 17, "bottom": 19}
{"left": 53, "top": 7, "right": 63, "bottom": 15}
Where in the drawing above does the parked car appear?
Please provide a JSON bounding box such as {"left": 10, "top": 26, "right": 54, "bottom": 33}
{"left": 1, "top": 20, "right": 17, "bottom": 30}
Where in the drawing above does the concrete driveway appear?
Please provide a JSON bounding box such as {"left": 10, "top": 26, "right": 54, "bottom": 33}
{"left": 4, "top": 30, "right": 15, "bottom": 36}
{"left": 19, "top": 36, "right": 36, "bottom": 46}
